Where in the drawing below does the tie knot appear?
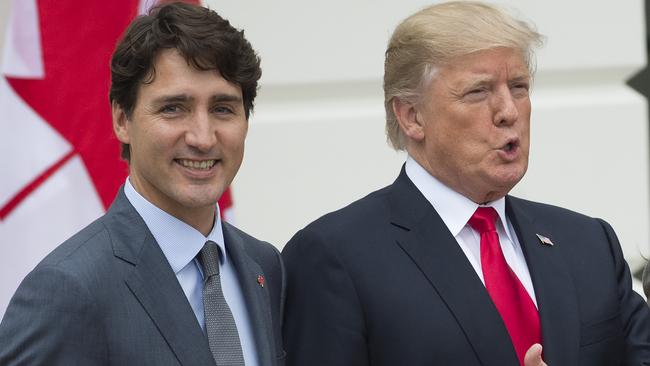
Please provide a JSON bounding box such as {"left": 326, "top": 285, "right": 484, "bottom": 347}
{"left": 198, "top": 241, "right": 221, "bottom": 279}
{"left": 468, "top": 207, "right": 498, "bottom": 234}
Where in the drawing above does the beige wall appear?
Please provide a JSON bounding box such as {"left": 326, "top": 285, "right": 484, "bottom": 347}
{"left": 0, "top": 1, "right": 9, "bottom": 52}
{"left": 206, "top": 1, "right": 649, "bottom": 295}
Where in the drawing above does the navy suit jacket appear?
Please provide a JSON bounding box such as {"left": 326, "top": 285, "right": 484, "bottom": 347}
{"left": 0, "top": 188, "right": 286, "bottom": 366}
{"left": 282, "top": 168, "right": 650, "bottom": 366}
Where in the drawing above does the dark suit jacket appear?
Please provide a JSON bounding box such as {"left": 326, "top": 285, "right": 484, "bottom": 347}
{"left": 0, "top": 188, "right": 286, "bottom": 366}
{"left": 282, "top": 168, "right": 650, "bottom": 366}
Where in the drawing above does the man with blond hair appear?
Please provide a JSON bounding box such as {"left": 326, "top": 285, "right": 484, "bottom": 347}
{"left": 282, "top": 2, "right": 650, "bottom": 365}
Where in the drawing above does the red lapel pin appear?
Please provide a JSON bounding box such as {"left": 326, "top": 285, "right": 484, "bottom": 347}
{"left": 257, "top": 275, "right": 265, "bottom": 287}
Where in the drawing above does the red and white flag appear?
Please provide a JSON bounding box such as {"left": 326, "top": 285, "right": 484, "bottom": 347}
{"left": 0, "top": 0, "right": 232, "bottom": 318}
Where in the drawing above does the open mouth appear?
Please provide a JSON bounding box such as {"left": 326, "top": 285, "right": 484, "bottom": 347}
{"left": 502, "top": 139, "right": 519, "bottom": 153}
{"left": 176, "top": 159, "right": 218, "bottom": 170}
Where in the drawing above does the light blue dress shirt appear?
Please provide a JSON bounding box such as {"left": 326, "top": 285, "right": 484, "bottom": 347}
{"left": 124, "top": 178, "right": 259, "bottom": 366}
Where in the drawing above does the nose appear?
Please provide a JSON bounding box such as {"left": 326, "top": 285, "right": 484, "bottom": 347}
{"left": 185, "top": 111, "right": 217, "bottom": 152}
{"left": 492, "top": 87, "right": 519, "bottom": 126}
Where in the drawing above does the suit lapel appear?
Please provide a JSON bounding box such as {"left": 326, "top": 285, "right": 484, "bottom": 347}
{"left": 106, "top": 189, "right": 216, "bottom": 366}
{"left": 388, "top": 170, "right": 519, "bottom": 365}
{"left": 223, "top": 223, "right": 276, "bottom": 366}
{"left": 507, "top": 197, "right": 580, "bottom": 366}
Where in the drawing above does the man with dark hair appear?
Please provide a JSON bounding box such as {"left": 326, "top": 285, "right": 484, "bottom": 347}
{"left": 0, "top": 3, "right": 285, "bottom": 366}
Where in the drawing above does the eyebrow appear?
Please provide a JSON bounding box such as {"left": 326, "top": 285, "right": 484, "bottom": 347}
{"left": 211, "top": 94, "right": 243, "bottom": 104}
{"left": 151, "top": 93, "right": 243, "bottom": 106}
{"left": 453, "top": 77, "right": 492, "bottom": 95}
{"left": 151, "top": 94, "right": 192, "bottom": 105}
{"left": 464, "top": 77, "right": 492, "bottom": 89}
{"left": 509, "top": 75, "right": 531, "bottom": 83}
{"left": 460, "top": 73, "right": 530, "bottom": 89}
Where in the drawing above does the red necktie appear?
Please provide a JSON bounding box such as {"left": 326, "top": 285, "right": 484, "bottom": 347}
{"left": 468, "top": 207, "right": 541, "bottom": 365}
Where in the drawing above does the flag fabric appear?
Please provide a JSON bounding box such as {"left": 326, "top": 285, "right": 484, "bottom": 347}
{"left": 0, "top": 0, "right": 232, "bottom": 318}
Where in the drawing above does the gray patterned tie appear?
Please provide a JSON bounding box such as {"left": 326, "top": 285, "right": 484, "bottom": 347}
{"left": 198, "top": 241, "right": 245, "bottom": 366}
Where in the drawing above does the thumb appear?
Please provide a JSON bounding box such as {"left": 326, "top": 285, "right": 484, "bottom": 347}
{"left": 524, "top": 343, "right": 547, "bottom": 366}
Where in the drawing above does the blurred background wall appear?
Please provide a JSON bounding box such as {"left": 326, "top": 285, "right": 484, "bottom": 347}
{"left": 0, "top": 0, "right": 648, "bottom": 307}
{"left": 206, "top": 0, "right": 649, "bottom": 283}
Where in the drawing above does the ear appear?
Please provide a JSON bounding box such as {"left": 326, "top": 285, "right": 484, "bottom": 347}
{"left": 112, "top": 101, "right": 130, "bottom": 144}
{"left": 392, "top": 97, "right": 425, "bottom": 142}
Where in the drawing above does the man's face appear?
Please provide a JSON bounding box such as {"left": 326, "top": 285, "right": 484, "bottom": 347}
{"left": 412, "top": 47, "right": 531, "bottom": 203}
{"left": 113, "top": 49, "right": 247, "bottom": 231}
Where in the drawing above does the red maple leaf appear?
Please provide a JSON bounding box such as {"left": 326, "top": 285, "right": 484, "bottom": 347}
{"left": 2, "top": 0, "right": 137, "bottom": 218}
{"left": 1, "top": 0, "right": 233, "bottom": 220}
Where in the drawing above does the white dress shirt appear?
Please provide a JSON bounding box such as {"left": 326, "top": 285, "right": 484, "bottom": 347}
{"left": 124, "top": 178, "right": 259, "bottom": 366}
{"left": 404, "top": 156, "right": 538, "bottom": 306}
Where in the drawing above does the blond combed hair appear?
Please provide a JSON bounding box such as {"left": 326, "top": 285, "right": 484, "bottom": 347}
{"left": 384, "top": 1, "right": 544, "bottom": 150}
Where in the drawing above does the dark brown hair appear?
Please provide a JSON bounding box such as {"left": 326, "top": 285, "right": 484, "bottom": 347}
{"left": 109, "top": 2, "right": 261, "bottom": 160}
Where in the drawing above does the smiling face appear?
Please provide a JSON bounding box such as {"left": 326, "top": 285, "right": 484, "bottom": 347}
{"left": 112, "top": 49, "right": 247, "bottom": 234}
{"left": 397, "top": 47, "right": 531, "bottom": 203}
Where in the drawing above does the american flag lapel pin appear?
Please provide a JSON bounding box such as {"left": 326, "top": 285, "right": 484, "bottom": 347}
{"left": 257, "top": 274, "right": 265, "bottom": 287}
{"left": 535, "top": 233, "right": 554, "bottom": 246}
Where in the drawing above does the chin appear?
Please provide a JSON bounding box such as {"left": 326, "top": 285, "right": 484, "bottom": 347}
{"left": 494, "top": 177, "right": 524, "bottom": 196}
{"left": 177, "top": 189, "right": 222, "bottom": 209}
{"left": 488, "top": 169, "right": 525, "bottom": 194}
{"left": 499, "top": 163, "right": 527, "bottom": 182}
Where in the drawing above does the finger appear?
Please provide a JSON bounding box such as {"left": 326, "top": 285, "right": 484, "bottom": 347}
{"left": 524, "top": 343, "right": 547, "bottom": 366}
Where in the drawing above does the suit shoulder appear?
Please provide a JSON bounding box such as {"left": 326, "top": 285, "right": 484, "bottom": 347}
{"left": 35, "top": 215, "right": 112, "bottom": 273}
{"left": 507, "top": 195, "right": 614, "bottom": 239}
{"left": 304, "top": 185, "right": 391, "bottom": 233}
{"left": 284, "top": 185, "right": 392, "bottom": 256}
{"left": 508, "top": 195, "right": 597, "bottom": 222}
{"left": 2, "top": 217, "right": 112, "bottom": 325}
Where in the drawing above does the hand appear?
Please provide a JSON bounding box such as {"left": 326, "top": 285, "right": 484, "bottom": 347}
{"left": 524, "top": 344, "right": 547, "bottom": 366}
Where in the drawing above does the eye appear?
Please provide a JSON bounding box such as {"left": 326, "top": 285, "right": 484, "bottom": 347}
{"left": 159, "top": 104, "right": 183, "bottom": 114}
{"left": 212, "top": 105, "right": 235, "bottom": 114}
{"left": 463, "top": 87, "right": 488, "bottom": 102}
{"left": 510, "top": 82, "right": 530, "bottom": 97}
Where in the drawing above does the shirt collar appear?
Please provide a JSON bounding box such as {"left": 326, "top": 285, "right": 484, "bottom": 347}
{"left": 123, "top": 177, "right": 227, "bottom": 274}
{"left": 404, "top": 156, "right": 513, "bottom": 242}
